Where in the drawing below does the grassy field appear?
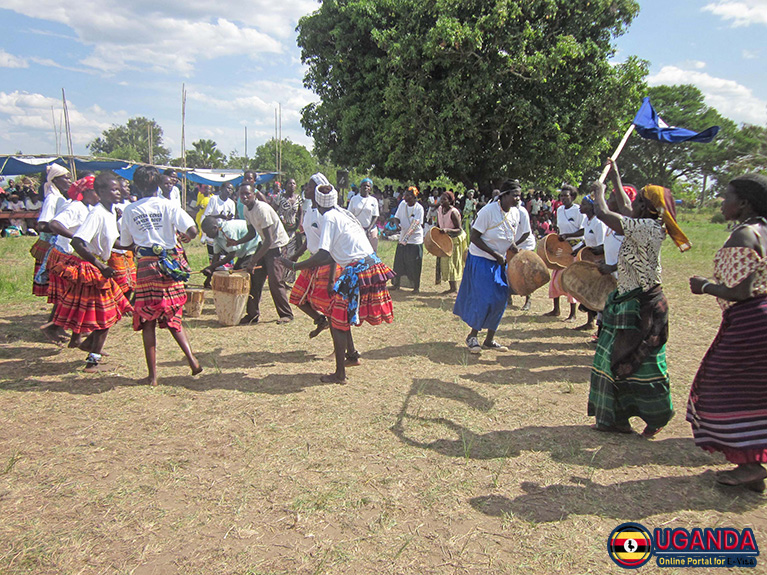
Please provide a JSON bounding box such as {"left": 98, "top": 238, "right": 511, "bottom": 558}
{"left": 1, "top": 211, "right": 766, "bottom": 574}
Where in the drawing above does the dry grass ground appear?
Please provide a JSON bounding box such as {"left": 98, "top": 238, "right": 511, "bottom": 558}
{"left": 1, "top": 212, "right": 766, "bottom": 574}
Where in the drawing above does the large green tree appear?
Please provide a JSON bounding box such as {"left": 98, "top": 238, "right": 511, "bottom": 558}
{"left": 88, "top": 117, "right": 170, "bottom": 164}
{"left": 185, "top": 139, "right": 226, "bottom": 169}
{"left": 298, "top": 0, "right": 647, "bottom": 188}
{"left": 253, "top": 139, "right": 319, "bottom": 186}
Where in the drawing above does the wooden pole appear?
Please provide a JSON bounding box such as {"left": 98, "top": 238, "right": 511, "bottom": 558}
{"left": 244, "top": 125, "right": 248, "bottom": 170}
{"left": 278, "top": 103, "right": 282, "bottom": 177}
{"left": 598, "top": 123, "right": 635, "bottom": 183}
{"left": 181, "top": 84, "right": 187, "bottom": 208}
{"left": 61, "top": 88, "right": 76, "bottom": 180}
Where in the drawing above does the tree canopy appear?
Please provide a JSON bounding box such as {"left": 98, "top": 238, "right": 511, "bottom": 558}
{"left": 253, "top": 138, "right": 319, "bottom": 185}
{"left": 88, "top": 117, "right": 170, "bottom": 164}
{"left": 298, "top": 0, "right": 647, "bottom": 188}
{"left": 185, "top": 139, "right": 226, "bottom": 169}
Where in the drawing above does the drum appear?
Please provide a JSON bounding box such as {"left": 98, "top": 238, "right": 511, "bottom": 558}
{"left": 576, "top": 246, "right": 604, "bottom": 264}
{"left": 424, "top": 227, "right": 454, "bottom": 258}
{"left": 211, "top": 270, "right": 251, "bottom": 326}
{"left": 560, "top": 261, "right": 617, "bottom": 311}
{"left": 184, "top": 286, "right": 206, "bottom": 318}
{"left": 507, "top": 250, "right": 550, "bottom": 296}
{"left": 536, "top": 233, "right": 574, "bottom": 270}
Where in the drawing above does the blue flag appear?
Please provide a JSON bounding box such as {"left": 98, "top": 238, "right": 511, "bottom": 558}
{"left": 633, "top": 97, "right": 719, "bottom": 143}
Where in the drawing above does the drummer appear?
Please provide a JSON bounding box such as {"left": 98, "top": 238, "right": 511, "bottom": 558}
{"left": 200, "top": 216, "right": 262, "bottom": 325}
{"left": 453, "top": 180, "right": 519, "bottom": 354}
{"left": 434, "top": 190, "right": 467, "bottom": 294}
{"left": 545, "top": 184, "right": 586, "bottom": 321}
{"left": 572, "top": 196, "right": 607, "bottom": 331}
{"left": 509, "top": 183, "right": 536, "bottom": 311}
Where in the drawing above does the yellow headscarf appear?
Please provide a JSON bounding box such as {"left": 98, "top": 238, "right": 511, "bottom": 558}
{"left": 641, "top": 185, "right": 691, "bottom": 252}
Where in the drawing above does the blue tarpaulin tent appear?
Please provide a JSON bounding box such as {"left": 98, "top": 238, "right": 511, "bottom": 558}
{"left": 0, "top": 156, "right": 277, "bottom": 186}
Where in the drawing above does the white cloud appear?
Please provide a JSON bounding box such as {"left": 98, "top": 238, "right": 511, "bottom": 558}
{"left": 0, "top": 90, "right": 126, "bottom": 151}
{"left": 0, "top": 49, "right": 28, "bottom": 68}
{"left": 0, "top": 0, "right": 317, "bottom": 74}
{"left": 703, "top": 0, "right": 767, "bottom": 26}
{"left": 647, "top": 65, "right": 767, "bottom": 126}
{"left": 742, "top": 49, "right": 759, "bottom": 58}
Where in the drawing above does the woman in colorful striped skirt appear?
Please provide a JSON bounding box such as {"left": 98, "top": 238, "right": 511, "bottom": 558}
{"left": 287, "top": 174, "right": 342, "bottom": 338}
{"left": 120, "top": 166, "right": 202, "bottom": 386}
{"left": 282, "top": 173, "right": 394, "bottom": 384}
{"left": 688, "top": 174, "right": 767, "bottom": 491}
{"left": 589, "top": 165, "right": 691, "bottom": 437}
{"left": 52, "top": 173, "right": 133, "bottom": 371}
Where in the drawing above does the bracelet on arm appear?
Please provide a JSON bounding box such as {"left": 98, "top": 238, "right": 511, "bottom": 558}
{"left": 701, "top": 280, "right": 712, "bottom": 295}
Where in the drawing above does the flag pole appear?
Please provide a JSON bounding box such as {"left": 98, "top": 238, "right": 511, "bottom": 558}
{"left": 598, "top": 123, "right": 635, "bottom": 183}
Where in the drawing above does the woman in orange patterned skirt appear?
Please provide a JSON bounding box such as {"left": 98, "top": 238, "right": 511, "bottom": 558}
{"left": 52, "top": 173, "right": 132, "bottom": 371}
{"left": 282, "top": 173, "right": 393, "bottom": 384}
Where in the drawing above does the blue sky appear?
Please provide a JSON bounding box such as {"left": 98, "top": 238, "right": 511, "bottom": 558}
{"left": 0, "top": 0, "right": 765, "bottom": 161}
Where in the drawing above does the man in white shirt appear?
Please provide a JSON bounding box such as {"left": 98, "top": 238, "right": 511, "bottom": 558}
{"left": 228, "top": 184, "right": 293, "bottom": 324}
{"left": 391, "top": 187, "right": 425, "bottom": 293}
{"left": 546, "top": 184, "right": 586, "bottom": 321}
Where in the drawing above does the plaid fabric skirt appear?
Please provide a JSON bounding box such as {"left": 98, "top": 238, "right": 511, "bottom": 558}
{"left": 30, "top": 237, "right": 51, "bottom": 297}
{"left": 289, "top": 264, "right": 343, "bottom": 315}
{"left": 328, "top": 261, "right": 394, "bottom": 331}
{"left": 108, "top": 251, "right": 137, "bottom": 294}
{"left": 687, "top": 295, "right": 767, "bottom": 464}
{"left": 50, "top": 253, "right": 132, "bottom": 334}
{"left": 133, "top": 255, "right": 188, "bottom": 331}
{"left": 588, "top": 287, "right": 673, "bottom": 429}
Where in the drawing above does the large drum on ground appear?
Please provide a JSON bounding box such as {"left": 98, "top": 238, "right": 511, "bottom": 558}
{"left": 507, "top": 250, "right": 550, "bottom": 296}
{"left": 560, "top": 261, "right": 617, "bottom": 311}
{"left": 184, "top": 286, "right": 206, "bottom": 318}
{"left": 537, "top": 233, "right": 575, "bottom": 270}
{"left": 576, "top": 246, "right": 605, "bottom": 264}
{"left": 211, "top": 270, "right": 250, "bottom": 326}
{"left": 424, "top": 227, "right": 454, "bottom": 258}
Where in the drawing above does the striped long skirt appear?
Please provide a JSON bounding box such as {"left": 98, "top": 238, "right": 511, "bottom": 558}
{"left": 133, "top": 256, "right": 187, "bottom": 331}
{"left": 687, "top": 295, "right": 767, "bottom": 464}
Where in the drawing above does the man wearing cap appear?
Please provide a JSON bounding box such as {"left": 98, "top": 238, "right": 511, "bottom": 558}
{"left": 229, "top": 184, "right": 293, "bottom": 324}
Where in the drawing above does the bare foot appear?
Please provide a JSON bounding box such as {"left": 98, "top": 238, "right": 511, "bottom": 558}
{"left": 190, "top": 360, "right": 203, "bottom": 376}
{"left": 41, "top": 325, "right": 66, "bottom": 346}
{"left": 320, "top": 373, "right": 346, "bottom": 384}
{"left": 67, "top": 334, "right": 83, "bottom": 348}
{"left": 83, "top": 363, "right": 107, "bottom": 373}
{"left": 543, "top": 310, "right": 560, "bottom": 317}
{"left": 563, "top": 316, "right": 577, "bottom": 323}
{"left": 574, "top": 323, "right": 595, "bottom": 331}
{"left": 138, "top": 376, "right": 159, "bottom": 386}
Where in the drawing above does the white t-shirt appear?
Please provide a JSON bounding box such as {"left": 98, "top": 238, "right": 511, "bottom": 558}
{"left": 469, "top": 201, "right": 520, "bottom": 260}
{"left": 603, "top": 227, "right": 624, "bottom": 279}
{"left": 53, "top": 201, "right": 93, "bottom": 254}
{"left": 303, "top": 207, "right": 324, "bottom": 254}
{"left": 513, "top": 205, "right": 536, "bottom": 251}
{"left": 348, "top": 195, "right": 380, "bottom": 229}
{"left": 170, "top": 186, "right": 182, "bottom": 208}
{"left": 120, "top": 196, "right": 196, "bottom": 249}
{"left": 556, "top": 204, "right": 586, "bottom": 235}
{"left": 38, "top": 190, "right": 70, "bottom": 224}
{"left": 73, "top": 203, "right": 119, "bottom": 261}
{"left": 583, "top": 215, "right": 607, "bottom": 248}
{"left": 203, "top": 195, "right": 236, "bottom": 220}
{"left": 317, "top": 207, "right": 373, "bottom": 266}
{"left": 243, "top": 200, "right": 289, "bottom": 249}
{"left": 394, "top": 200, "right": 424, "bottom": 245}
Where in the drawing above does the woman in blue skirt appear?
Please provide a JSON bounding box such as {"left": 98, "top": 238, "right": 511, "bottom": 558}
{"left": 453, "top": 180, "right": 520, "bottom": 354}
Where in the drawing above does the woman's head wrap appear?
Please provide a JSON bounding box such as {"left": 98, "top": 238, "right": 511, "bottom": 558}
{"left": 67, "top": 175, "right": 95, "bottom": 201}
{"left": 499, "top": 179, "right": 522, "bottom": 197}
{"left": 641, "top": 185, "right": 691, "bottom": 252}
{"left": 360, "top": 178, "right": 373, "bottom": 186}
{"left": 43, "top": 164, "right": 70, "bottom": 197}
{"left": 442, "top": 190, "right": 455, "bottom": 204}
{"left": 310, "top": 172, "right": 331, "bottom": 188}
{"left": 407, "top": 185, "right": 419, "bottom": 198}
{"left": 316, "top": 185, "right": 338, "bottom": 208}
{"left": 729, "top": 174, "right": 767, "bottom": 218}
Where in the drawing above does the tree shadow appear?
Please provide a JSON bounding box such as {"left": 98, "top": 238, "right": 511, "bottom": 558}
{"left": 469, "top": 471, "right": 763, "bottom": 522}
{"left": 392, "top": 379, "right": 715, "bottom": 469}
